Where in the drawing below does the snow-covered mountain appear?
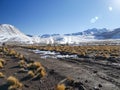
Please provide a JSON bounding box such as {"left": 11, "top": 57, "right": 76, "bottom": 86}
{"left": 0, "top": 24, "right": 120, "bottom": 45}
{"left": 96, "top": 28, "right": 120, "bottom": 39}
{"left": 36, "top": 28, "right": 110, "bottom": 44}
{"left": 34, "top": 28, "right": 120, "bottom": 44}
{"left": 0, "top": 24, "right": 33, "bottom": 44}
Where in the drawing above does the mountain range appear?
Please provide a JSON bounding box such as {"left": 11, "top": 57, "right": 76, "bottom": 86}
{"left": 0, "top": 24, "right": 120, "bottom": 45}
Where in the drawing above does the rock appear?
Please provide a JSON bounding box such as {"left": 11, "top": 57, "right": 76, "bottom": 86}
{"left": 94, "top": 86, "right": 100, "bottom": 90}
{"left": 14, "top": 73, "right": 17, "bottom": 75}
{"left": 78, "top": 85, "right": 86, "bottom": 90}
{"left": 98, "top": 84, "right": 102, "bottom": 88}
{"left": 85, "top": 80, "right": 88, "bottom": 83}
{"left": 49, "top": 69, "right": 55, "bottom": 74}
{"left": 24, "top": 84, "right": 29, "bottom": 88}
{"left": 74, "top": 82, "right": 86, "bottom": 90}
{"left": 93, "top": 70, "right": 98, "bottom": 73}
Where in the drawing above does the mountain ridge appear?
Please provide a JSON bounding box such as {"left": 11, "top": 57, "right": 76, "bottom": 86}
{"left": 0, "top": 24, "right": 120, "bottom": 44}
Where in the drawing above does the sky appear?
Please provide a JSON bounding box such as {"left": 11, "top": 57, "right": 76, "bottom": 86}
{"left": 0, "top": 0, "right": 120, "bottom": 35}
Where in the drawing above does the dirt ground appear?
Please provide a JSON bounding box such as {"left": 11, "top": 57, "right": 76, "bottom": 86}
{"left": 0, "top": 46, "right": 120, "bottom": 90}
{"left": 0, "top": 51, "right": 66, "bottom": 90}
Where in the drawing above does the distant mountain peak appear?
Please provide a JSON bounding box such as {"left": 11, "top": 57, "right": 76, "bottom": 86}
{"left": 0, "top": 24, "right": 33, "bottom": 44}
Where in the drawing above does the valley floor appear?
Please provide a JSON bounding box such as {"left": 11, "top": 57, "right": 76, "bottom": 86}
{"left": 10, "top": 46, "right": 120, "bottom": 90}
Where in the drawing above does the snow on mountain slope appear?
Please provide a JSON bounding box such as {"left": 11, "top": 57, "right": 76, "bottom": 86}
{"left": 36, "top": 28, "right": 109, "bottom": 44}
{"left": 0, "top": 24, "right": 120, "bottom": 45}
{"left": 0, "top": 24, "right": 33, "bottom": 44}
{"left": 34, "top": 28, "right": 120, "bottom": 44}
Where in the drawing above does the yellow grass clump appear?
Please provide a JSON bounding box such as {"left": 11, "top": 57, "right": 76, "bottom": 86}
{"left": 7, "top": 76, "right": 23, "bottom": 90}
{"left": 36, "top": 66, "right": 45, "bottom": 73}
{"left": 33, "top": 61, "right": 41, "bottom": 68}
{"left": 0, "top": 62, "right": 3, "bottom": 68}
{"left": 34, "top": 66, "right": 46, "bottom": 78}
{"left": 3, "top": 47, "right": 8, "bottom": 53}
{"left": 0, "top": 58, "right": 6, "bottom": 65}
{"left": 0, "top": 72, "right": 5, "bottom": 78}
{"left": 9, "top": 49, "right": 16, "bottom": 56}
{"left": 8, "top": 83, "right": 23, "bottom": 90}
{"left": 27, "top": 63, "right": 33, "bottom": 69}
{"left": 18, "top": 60, "right": 26, "bottom": 68}
{"left": 27, "top": 65, "right": 47, "bottom": 79}
{"left": 28, "top": 70, "right": 35, "bottom": 77}
{"left": 27, "top": 61, "right": 42, "bottom": 69}
{"left": 14, "top": 53, "right": 19, "bottom": 58}
{"left": 18, "top": 54, "right": 24, "bottom": 60}
{"left": 56, "top": 84, "right": 66, "bottom": 90}
{"left": 40, "top": 69, "right": 46, "bottom": 77}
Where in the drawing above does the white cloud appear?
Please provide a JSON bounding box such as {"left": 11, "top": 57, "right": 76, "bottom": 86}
{"left": 90, "top": 16, "right": 99, "bottom": 23}
{"left": 108, "top": 6, "right": 113, "bottom": 11}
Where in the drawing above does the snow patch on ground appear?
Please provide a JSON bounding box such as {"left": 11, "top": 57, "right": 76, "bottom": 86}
{"left": 32, "top": 49, "right": 78, "bottom": 59}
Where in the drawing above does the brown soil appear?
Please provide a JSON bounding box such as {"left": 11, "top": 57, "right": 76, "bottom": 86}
{"left": 0, "top": 46, "right": 120, "bottom": 90}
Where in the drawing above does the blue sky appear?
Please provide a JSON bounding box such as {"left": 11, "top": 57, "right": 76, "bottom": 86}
{"left": 0, "top": 0, "right": 120, "bottom": 35}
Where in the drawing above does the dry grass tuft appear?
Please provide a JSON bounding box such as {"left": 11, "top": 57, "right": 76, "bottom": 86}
{"left": 27, "top": 61, "right": 42, "bottom": 69}
{"left": 28, "top": 70, "right": 35, "bottom": 77}
{"left": 56, "top": 84, "right": 66, "bottom": 90}
{"left": 7, "top": 76, "right": 23, "bottom": 90}
{"left": 0, "top": 72, "right": 5, "bottom": 78}
{"left": 32, "top": 61, "right": 41, "bottom": 68}
{"left": 0, "top": 62, "right": 3, "bottom": 68}
{"left": 0, "top": 58, "right": 6, "bottom": 65}
{"left": 18, "top": 60, "right": 26, "bottom": 68}
{"left": 18, "top": 54, "right": 24, "bottom": 60}
{"left": 9, "top": 49, "right": 16, "bottom": 56}
{"left": 40, "top": 69, "right": 46, "bottom": 77}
